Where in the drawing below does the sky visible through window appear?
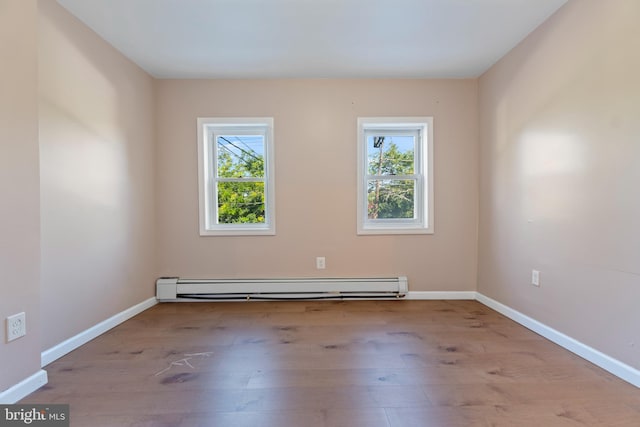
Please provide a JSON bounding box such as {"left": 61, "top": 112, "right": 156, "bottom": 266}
{"left": 217, "top": 135, "right": 265, "bottom": 178}
{"left": 366, "top": 135, "right": 415, "bottom": 175}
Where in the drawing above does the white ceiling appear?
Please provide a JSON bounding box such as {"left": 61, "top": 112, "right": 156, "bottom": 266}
{"left": 56, "top": 0, "right": 567, "bottom": 79}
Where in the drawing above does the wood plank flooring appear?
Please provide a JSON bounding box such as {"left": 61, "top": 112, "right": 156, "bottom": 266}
{"left": 21, "top": 300, "right": 640, "bottom": 426}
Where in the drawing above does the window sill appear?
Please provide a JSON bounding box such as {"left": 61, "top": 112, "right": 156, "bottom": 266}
{"left": 357, "top": 226, "right": 433, "bottom": 236}
{"left": 199, "top": 227, "right": 276, "bottom": 237}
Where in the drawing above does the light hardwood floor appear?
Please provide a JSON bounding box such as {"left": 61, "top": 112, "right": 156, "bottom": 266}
{"left": 22, "top": 300, "right": 640, "bottom": 426}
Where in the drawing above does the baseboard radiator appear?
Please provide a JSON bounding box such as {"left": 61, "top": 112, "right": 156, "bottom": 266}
{"left": 156, "top": 276, "right": 408, "bottom": 301}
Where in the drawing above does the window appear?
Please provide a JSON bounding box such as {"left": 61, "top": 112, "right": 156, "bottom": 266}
{"left": 357, "top": 117, "right": 433, "bottom": 235}
{"left": 197, "top": 118, "right": 275, "bottom": 235}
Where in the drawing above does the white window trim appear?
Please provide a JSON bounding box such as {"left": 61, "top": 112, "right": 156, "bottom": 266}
{"left": 357, "top": 117, "right": 434, "bottom": 235}
{"left": 197, "top": 117, "right": 275, "bottom": 236}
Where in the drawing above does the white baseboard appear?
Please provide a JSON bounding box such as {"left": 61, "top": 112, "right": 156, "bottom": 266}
{"left": 406, "top": 291, "right": 477, "bottom": 300}
{"left": 476, "top": 293, "right": 640, "bottom": 388}
{"left": 41, "top": 297, "right": 157, "bottom": 367}
{"left": 0, "top": 370, "right": 47, "bottom": 404}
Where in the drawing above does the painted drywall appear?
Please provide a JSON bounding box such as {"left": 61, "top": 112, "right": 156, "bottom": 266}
{"left": 156, "top": 79, "right": 478, "bottom": 291}
{"left": 478, "top": 0, "right": 640, "bottom": 369}
{"left": 38, "top": 0, "right": 156, "bottom": 350}
{"left": 0, "top": 0, "right": 41, "bottom": 392}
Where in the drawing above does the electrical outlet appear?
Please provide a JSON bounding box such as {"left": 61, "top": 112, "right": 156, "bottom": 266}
{"left": 316, "top": 257, "right": 326, "bottom": 269}
{"left": 531, "top": 270, "right": 540, "bottom": 287}
{"left": 7, "top": 312, "right": 26, "bottom": 342}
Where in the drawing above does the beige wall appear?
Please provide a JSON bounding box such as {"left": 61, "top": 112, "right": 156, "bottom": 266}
{"left": 0, "top": 0, "right": 41, "bottom": 392}
{"left": 156, "top": 79, "right": 478, "bottom": 291}
{"left": 478, "top": 0, "right": 640, "bottom": 369}
{"left": 38, "top": 0, "right": 156, "bottom": 349}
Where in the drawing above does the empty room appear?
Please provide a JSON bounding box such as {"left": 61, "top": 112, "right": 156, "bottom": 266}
{"left": 1, "top": 0, "right": 639, "bottom": 425}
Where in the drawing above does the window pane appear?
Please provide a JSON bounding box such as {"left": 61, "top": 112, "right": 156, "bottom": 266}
{"left": 217, "top": 135, "right": 265, "bottom": 178}
{"left": 217, "top": 181, "right": 265, "bottom": 224}
{"left": 367, "top": 179, "right": 415, "bottom": 219}
{"left": 366, "top": 135, "right": 414, "bottom": 175}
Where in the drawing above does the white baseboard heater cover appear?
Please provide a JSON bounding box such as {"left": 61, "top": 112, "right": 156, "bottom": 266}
{"left": 156, "top": 277, "right": 408, "bottom": 301}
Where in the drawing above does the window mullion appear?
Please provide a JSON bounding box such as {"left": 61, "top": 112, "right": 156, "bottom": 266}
{"left": 217, "top": 177, "right": 264, "bottom": 182}
{"left": 366, "top": 174, "right": 417, "bottom": 181}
